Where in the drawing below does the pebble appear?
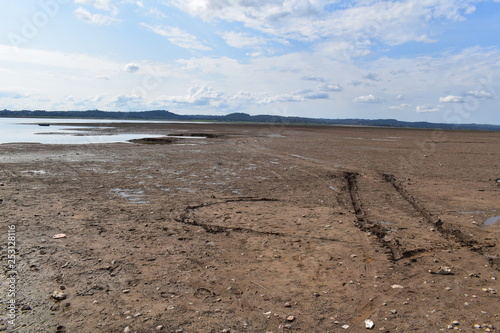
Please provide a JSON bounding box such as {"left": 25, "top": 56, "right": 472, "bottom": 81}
{"left": 123, "top": 289, "right": 130, "bottom": 294}
{"left": 286, "top": 315, "right": 295, "bottom": 322}
{"left": 391, "top": 284, "right": 404, "bottom": 289}
{"left": 342, "top": 324, "right": 350, "bottom": 329}
{"left": 284, "top": 302, "right": 292, "bottom": 308}
{"left": 365, "top": 319, "right": 375, "bottom": 329}
{"left": 156, "top": 325, "right": 164, "bottom": 330}
{"left": 51, "top": 291, "right": 67, "bottom": 301}
{"left": 123, "top": 327, "right": 132, "bottom": 333}
{"left": 390, "top": 309, "right": 397, "bottom": 314}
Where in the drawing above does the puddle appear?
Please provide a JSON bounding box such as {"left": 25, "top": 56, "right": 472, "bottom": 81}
{"left": 21, "top": 170, "right": 46, "bottom": 174}
{"left": 460, "top": 211, "right": 486, "bottom": 214}
{"left": 484, "top": 216, "right": 500, "bottom": 226}
{"left": 111, "top": 188, "right": 148, "bottom": 204}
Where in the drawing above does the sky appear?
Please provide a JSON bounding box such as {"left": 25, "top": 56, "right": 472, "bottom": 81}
{"left": 1, "top": 0, "right": 500, "bottom": 124}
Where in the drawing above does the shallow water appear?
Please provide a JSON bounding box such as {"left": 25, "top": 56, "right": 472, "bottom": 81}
{"left": 0, "top": 117, "right": 184, "bottom": 144}
{"left": 484, "top": 215, "right": 500, "bottom": 226}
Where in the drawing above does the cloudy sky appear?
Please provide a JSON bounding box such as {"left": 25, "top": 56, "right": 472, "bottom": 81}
{"left": 1, "top": 0, "right": 500, "bottom": 124}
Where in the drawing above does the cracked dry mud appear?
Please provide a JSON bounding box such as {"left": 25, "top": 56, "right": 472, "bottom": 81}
{"left": 1, "top": 122, "right": 499, "bottom": 333}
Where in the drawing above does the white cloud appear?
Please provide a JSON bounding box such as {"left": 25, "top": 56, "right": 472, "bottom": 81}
{"left": 466, "top": 90, "right": 494, "bottom": 99}
{"left": 319, "top": 84, "right": 343, "bottom": 92}
{"left": 387, "top": 103, "right": 411, "bottom": 110}
{"left": 301, "top": 75, "right": 325, "bottom": 82}
{"left": 220, "top": 31, "right": 267, "bottom": 49}
{"left": 259, "top": 89, "right": 329, "bottom": 104}
{"left": 363, "top": 73, "right": 382, "bottom": 82}
{"left": 110, "top": 94, "right": 145, "bottom": 109}
{"left": 353, "top": 94, "right": 383, "bottom": 103}
{"left": 416, "top": 104, "right": 442, "bottom": 113}
{"left": 141, "top": 23, "right": 212, "bottom": 51}
{"left": 75, "top": 0, "right": 119, "bottom": 15}
{"left": 0, "top": 91, "right": 28, "bottom": 99}
{"left": 439, "top": 95, "right": 464, "bottom": 103}
{"left": 158, "top": 85, "right": 226, "bottom": 108}
{"left": 171, "top": 0, "right": 476, "bottom": 47}
{"left": 124, "top": 63, "right": 140, "bottom": 73}
{"left": 75, "top": 7, "right": 120, "bottom": 25}
{"left": 0, "top": 45, "right": 120, "bottom": 71}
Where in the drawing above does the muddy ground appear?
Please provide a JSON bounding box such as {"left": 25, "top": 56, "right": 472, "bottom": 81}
{"left": 1, "top": 122, "right": 499, "bottom": 333}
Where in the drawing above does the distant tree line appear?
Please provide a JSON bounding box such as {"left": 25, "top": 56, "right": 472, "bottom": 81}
{"left": 1, "top": 109, "right": 499, "bottom": 131}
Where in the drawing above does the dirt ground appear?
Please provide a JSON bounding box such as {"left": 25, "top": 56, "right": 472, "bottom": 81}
{"left": 1, "top": 122, "right": 499, "bottom": 333}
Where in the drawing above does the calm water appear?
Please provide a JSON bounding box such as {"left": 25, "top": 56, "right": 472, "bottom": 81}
{"left": 0, "top": 117, "right": 174, "bottom": 144}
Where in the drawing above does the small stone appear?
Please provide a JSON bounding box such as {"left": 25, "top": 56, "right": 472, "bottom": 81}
{"left": 51, "top": 291, "right": 67, "bottom": 301}
{"left": 222, "top": 329, "right": 230, "bottom": 333}
{"left": 133, "top": 312, "right": 142, "bottom": 317}
{"left": 390, "top": 309, "right": 397, "bottom": 314}
{"left": 123, "top": 289, "right": 130, "bottom": 294}
{"left": 21, "top": 304, "right": 32, "bottom": 311}
{"left": 156, "top": 325, "right": 164, "bottom": 330}
{"left": 342, "top": 324, "right": 350, "bottom": 329}
{"left": 284, "top": 302, "right": 292, "bottom": 308}
{"left": 365, "top": 319, "right": 375, "bottom": 329}
{"left": 474, "top": 324, "right": 482, "bottom": 329}
{"left": 391, "top": 284, "right": 404, "bottom": 289}
{"left": 263, "top": 311, "right": 272, "bottom": 315}
{"left": 286, "top": 315, "right": 295, "bottom": 322}
{"left": 123, "top": 327, "right": 132, "bottom": 333}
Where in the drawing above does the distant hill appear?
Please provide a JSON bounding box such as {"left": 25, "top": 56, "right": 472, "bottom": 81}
{"left": 1, "top": 109, "right": 500, "bottom": 131}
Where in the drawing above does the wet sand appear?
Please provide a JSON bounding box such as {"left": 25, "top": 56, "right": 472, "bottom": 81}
{"left": 1, "top": 122, "right": 499, "bottom": 332}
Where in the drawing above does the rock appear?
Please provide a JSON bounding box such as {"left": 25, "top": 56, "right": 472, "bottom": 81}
{"left": 391, "top": 284, "right": 404, "bottom": 289}
{"left": 286, "top": 315, "right": 295, "bottom": 322}
{"left": 365, "top": 319, "right": 375, "bottom": 329}
{"left": 429, "top": 266, "right": 453, "bottom": 275}
{"left": 156, "top": 325, "right": 164, "bottom": 330}
{"left": 284, "top": 302, "right": 292, "bottom": 308}
{"left": 123, "top": 327, "right": 132, "bottom": 333}
{"left": 52, "top": 290, "right": 67, "bottom": 301}
{"left": 123, "top": 289, "right": 130, "bottom": 294}
{"left": 390, "top": 309, "right": 397, "bottom": 314}
{"left": 342, "top": 324, "right": 350, "bottom": 329}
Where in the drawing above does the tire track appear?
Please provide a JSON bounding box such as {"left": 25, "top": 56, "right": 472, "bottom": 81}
{"left": 344, "top": 172, "right": 405, "bottom": 261}
{"left": 382, "top": 174, "right": 492, "bottom": 254}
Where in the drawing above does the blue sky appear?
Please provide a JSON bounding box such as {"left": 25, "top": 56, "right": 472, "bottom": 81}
{"left": 1, "top": 0, "right": 500, "bottom": 124}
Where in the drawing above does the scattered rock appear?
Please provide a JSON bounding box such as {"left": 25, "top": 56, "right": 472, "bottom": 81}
{"left": 52, "top": 290, "right": 67, "bottom": 301}
{"left": 123, "top": 327, "right": 132, "bottom": 333}
{"left": 284, "top": 302, "right": 292, "bottom": 308}
{"left": 342, "top": 324, "right": 350, "bottom": 329}
{"left": 429, "top": 266, "right": 453, "bottom": 275}
{"left": 21, "top": 304, "right": 32, "bottom": 311}
{"left": 156, "top": 325, "right": 164, "bottom": 331}
{"left": 391, "top": 284, "right": 404, "bottom": 289}
{"left": 365, "top": 319, "right": 375, "bottom": 329}
{"left": 286, "top": 315, "right": 295, "bottom": 322}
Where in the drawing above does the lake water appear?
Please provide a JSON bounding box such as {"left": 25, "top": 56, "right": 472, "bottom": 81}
{"left": 0, "top": 117, "right": 175, "bottom": 144}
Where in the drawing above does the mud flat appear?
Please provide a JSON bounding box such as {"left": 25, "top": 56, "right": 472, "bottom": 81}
{"left": 1, "top": 122, "right": 499, "bottom": 332}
